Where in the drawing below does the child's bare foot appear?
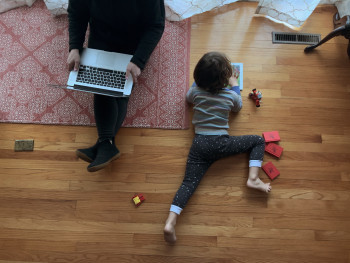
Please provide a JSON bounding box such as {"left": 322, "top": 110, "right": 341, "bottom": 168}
{"left": 247, "top": 178, "right": 271, "bottom": 193}
{"left": 164, "top": 222, "right": 177, "bottom": 243}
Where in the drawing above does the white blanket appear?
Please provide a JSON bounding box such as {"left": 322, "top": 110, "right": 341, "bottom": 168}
{"left": 1, "top": 0, "right": 349, "bottom": 29}
{"left": 0, "top": 0, "right": 35, "bottom": 13}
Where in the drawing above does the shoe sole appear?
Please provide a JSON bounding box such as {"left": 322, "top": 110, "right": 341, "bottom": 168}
{"left": 87, "top": 152, "right": 121, "bottom": 172}
{"left": 76, "top": 150, "right": 94, "bottom": 163}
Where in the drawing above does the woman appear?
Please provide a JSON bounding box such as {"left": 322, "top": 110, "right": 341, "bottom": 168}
{"left": 67, "top": 0, "right": 165, "bottom": 172}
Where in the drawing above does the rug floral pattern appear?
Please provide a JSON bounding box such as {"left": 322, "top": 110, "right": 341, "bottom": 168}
{"left": 0, "top": 0, "right": 190, "bottom": 129}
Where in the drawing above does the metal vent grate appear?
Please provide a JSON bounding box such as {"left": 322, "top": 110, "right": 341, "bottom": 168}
{"left": 272, "top": 32, "right": 321, "bottom": 45}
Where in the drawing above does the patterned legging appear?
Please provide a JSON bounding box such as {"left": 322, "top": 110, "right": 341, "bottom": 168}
{"left": 171, "top": 134, "right": 265, "bottom": 211}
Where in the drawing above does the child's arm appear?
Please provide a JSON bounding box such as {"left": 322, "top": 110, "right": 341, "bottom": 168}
{"left": 228, "top": 76, "right": 240, "bottom": 95}
{"left": 231, "top": 93, "right": 242, "bottom": 112}
{"left": 228, "top": 76, "right": 242, "bottom": 112}
{"left": 230, "top": 86, "right": 241, "bottom": 96}
{"left": 186, "top": 82, "right": 196, "bottom": 103}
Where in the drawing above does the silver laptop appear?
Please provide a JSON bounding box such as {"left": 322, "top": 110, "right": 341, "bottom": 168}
{"left": 51, "top": 48, "right": 133, "bottom": 97}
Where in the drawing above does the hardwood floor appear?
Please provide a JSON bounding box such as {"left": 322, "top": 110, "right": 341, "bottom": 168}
{"left": 1, "top": 2, "right": 350, "bottom": 263}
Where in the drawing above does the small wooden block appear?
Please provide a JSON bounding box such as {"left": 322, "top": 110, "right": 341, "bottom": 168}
{"left": 262, "top": 162, "right": 280, "bottom": 180}
{"left": 14, "top": 139, "right": 34, "bottom": 151}
{"left": 263, "top": 131, "right": 280, "bottom": 142}
{"left": 265, "top": 142, "right": 283, "bottom": 158}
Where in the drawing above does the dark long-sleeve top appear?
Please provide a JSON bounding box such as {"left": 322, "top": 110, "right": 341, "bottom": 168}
{"left": 67, "top": 0, "right": 165, "bottom": 70}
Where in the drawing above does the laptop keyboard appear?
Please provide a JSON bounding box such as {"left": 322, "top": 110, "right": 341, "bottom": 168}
{"left": 76, "top": 65, "right": 126, "bottom": 89}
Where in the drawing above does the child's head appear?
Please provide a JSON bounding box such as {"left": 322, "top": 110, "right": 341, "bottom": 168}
{"left": 193, "top": 52, "right": 232, "bottom": 94}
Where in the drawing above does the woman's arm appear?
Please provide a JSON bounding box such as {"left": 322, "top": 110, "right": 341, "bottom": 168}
{"left": 130, "top": 0, "right": 165, "bottom": 70}
{"left": 67, "top": 0, "right": 90, "bottom": 52}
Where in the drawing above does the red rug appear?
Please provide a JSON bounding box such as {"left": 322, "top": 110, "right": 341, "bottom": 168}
{"left": 0, "top": 0, "right": 190, "bottom": 129}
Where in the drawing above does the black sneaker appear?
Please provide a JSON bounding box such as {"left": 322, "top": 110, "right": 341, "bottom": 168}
{"left": 76, "top": 142, "right": 98, "bottom": 163}
{"left": 87, "top": 140, "right": 121, "bottom": 172}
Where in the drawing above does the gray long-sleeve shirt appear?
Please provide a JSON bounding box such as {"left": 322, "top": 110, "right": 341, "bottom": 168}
{"left": 187, "top": 84, "right": 242, "bottom": 135}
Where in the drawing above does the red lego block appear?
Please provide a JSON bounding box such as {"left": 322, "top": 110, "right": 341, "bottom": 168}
{"left": 263, "top": 131, "right": 280, "bottom": 143}
{"left": 265, "top": 142, "right": 283, "bottom": 158}
{"left": 132, "top": 194, "right": 145, "bottom": 207}
{"left": 262, "top": 162, "right": 280, "bottom": 180}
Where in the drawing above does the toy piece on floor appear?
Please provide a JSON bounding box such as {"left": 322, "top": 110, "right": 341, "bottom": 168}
{"left": 132, "top": 194, "right": 145, "bottom": 207}
{"left": 265, "top": 142, "right": 283, "bottom": 158}
{"left": 263, "top": 131, "right": 280, "bottom": 142}
{"left": 262, "top": 162, "right": 280, "bottom": 180}
{"left": 249, "top": 89, "right": 262, "bottom": 107}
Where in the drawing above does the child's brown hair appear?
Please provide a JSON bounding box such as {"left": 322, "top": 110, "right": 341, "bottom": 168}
{"left": 193, "top": 52, "right": 232, "bottom": 94}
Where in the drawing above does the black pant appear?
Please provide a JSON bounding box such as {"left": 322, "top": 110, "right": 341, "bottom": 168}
{"left": 94, "top": 95, "right": 129, "bottom": 141}
{"left": 88, "top": 36, "right": 132, "bottom": 141}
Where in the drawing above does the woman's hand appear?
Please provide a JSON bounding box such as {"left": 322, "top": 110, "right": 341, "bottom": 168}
{"left": 126, "top": 62, "right": 141, "bottom": 84}
{"left": 67, "top": 49, "right": 80, "bottom": 71}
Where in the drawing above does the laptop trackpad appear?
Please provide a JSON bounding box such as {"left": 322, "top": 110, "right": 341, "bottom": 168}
{"left": 96, "top": 52, "right": 115, "bottom": 67}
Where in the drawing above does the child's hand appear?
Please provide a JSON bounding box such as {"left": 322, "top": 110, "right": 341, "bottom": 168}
{"left": 229, "top": 74, "right": 238, "bottom": 87}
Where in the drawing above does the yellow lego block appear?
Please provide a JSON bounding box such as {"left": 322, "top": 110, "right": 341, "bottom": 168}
{"left": 133, "top": 196, "right": 141, "bottom": 205}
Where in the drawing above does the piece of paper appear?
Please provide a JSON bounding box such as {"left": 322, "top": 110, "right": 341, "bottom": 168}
{"left": 231, "top": 63, "right": 243, "bottom": 90}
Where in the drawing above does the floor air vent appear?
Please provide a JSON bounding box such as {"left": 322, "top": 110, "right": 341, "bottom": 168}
{"left": 272, "top": 32, "right": 321, "bottom": 45}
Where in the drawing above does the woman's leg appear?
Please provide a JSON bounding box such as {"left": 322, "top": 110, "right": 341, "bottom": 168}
{"left": 75, "top": 139, "right": 99, "bottom": 163}
{"left": 77, "top": 37, "right": 128, "bottom": 169}
{"left": 94, "top": 94, "right": 119, "bottom": 140}
{"left": 86, "top": 95, "right": 122, "bottom": 172}
{"left": 112, "top": 97, "right": 129, "bottom": 141}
